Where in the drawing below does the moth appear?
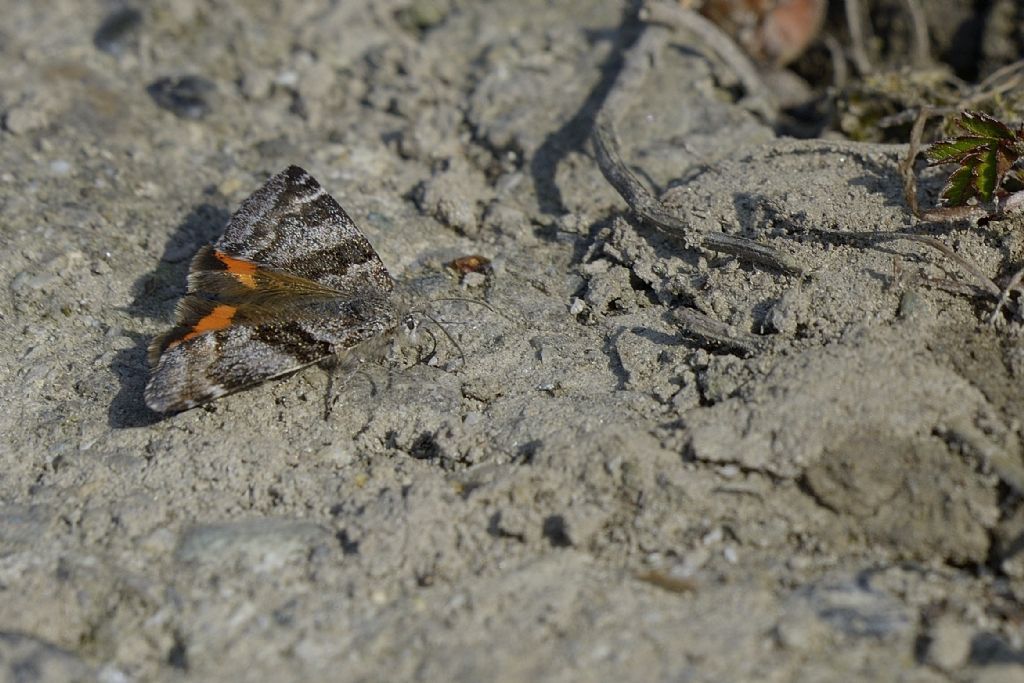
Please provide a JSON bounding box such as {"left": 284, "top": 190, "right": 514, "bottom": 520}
{"left": 145, "top": 166, "right": 399, "bottom": 413}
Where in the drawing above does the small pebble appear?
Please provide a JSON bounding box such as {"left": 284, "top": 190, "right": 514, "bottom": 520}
{"left": 924, "top": 616, "right": 972, "bottom": 671}
{"left": 274, "top": 70, "right": 299, "bottom": 88}
{"left": 217, "top": 176, "right": 244, "bottom": 197}
{"left": 98, "top": 665, "right": 131, "bottom": 683}
{"left": 147, "top": 75, "right": 216, "bottom": 120}
{"left": 317, "top": 442, "right": 354, "bottom": 468}
{"left": 240, "top": 67, "right": 273, "bottom": 101}
{"left": 717, "top": 464, "right": 740, "bottom": 478}
{"left": 93, "top": 7, "right": 143, "bottom": 56}
{"left": 701, "top": 527, "right": 723, "bottom": 546}
{"left": 898, "top": 290, "right": 924, "bottom": 319}
{"left": 395, "top": 0, "right": 449, "bottom": 32}
{"left": 299, "top": 61, "right": 335, "bottom": 101}
{"left": 678, "top": 547, "right": 710, "bottom": 575}
{"left": 175, "top": 518, "right": 330, "bottom": 571}
{"left": 774, "top": 613, "right": 826, "bottom": 652}
{"left": 4, "top": 99, "right": 50, "bottom": 135}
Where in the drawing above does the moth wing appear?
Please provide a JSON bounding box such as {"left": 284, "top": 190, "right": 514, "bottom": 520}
{"left": 213, "top": 165, "right": 393, "bottom": 294}
{"left": 145, "top": 293, "right": 397, "bottom": 413}
{"left": 185, "top": 245, "right": 347, "bottom": 303}
{"left": 145, "top": 166, "right": 399, "bottom": 413}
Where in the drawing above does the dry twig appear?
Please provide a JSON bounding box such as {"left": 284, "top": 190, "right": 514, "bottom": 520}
{"left": 844, "top": 0, "right": 873, "bottom": 75}
{"left": 669, "top": 308, "right": 761, "bottom": 357}
{"left": 592, "top": 108, "right": 802, "bottom": 275}
{"left": 792, "top": 224, "right": 1011, "bottom": 314}
{"left": 990, "top": 265, "right": 1024, "bottom": 324}
{"left": 879, "top": 59, "right": 1024, "bottom": 130}
{"left": 805, "top": 224, "right": 1002, "bottom": 298}
{"left": 890, "top": 233, "right": 1001, "bottom": 297}
{"left": 956, "top": 58, "right": 1024, "bottom": 112}
{"left": 845, "top": 0, "right": 929, "bottom": 73}
{"left": 773, "top": 208, "right": 1005, "bottom": 307}
{"left": 899, "top": 107, "right": 930, "bottom": 218}
{"left": 821, "top": 33, "right": 849, "bottom": 90}
{"left": 900, "top": 0, "right": 931, "bottom": 67}
{"left": 589, "top": 17, "right": 803, "bottom": 276}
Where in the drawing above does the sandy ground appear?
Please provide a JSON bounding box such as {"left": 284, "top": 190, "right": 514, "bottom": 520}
{"left": 2, "top": 1, "right": 1024, "bottom": 681}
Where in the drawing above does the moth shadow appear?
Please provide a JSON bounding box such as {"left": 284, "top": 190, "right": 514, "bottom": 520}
{"left": 107, "top": 331, "right": 162, "bottom": 428}
{"left": 112, "top": 203, "right": 229, "bottom": 427}
{"left": 128, "top": 203, "right": 230, "bottom": 321}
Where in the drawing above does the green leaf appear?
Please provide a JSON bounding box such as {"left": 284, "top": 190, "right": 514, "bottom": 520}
{"left": 927, "top": 136, "right": 992, "bottom": 164}
{"left": 973, "top": 145, "right": 999, "bottom": 201}
{"left": 940, "top": 164, "right": 974, "bottom": 206}
{"left": 957, "top": 111, "right": 1015, "bottom": 140}
{"left": 926, "top": 111, "right": 1024, "bottom": 208}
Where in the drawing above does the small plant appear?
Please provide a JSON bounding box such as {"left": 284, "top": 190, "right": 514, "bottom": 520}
{"left": 926, "top": 112, "right": 1024, "bottom": 216}
{"left": 895, "top": 109, "right": 1024, "bottom": 322}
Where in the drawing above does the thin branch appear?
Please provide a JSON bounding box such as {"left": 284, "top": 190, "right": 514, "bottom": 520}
{"left": 878, "top": 60, "right": 1024, "bottom": 130}
{"left": 592, "top": 117, "right": 804, "bottom": 275}
{"left": 591, "top": 118, "right": 686, "bottom": 237}
{"left": 968, "top": 58, "right": 1024, "bottom": 105}
{"left": 900, "top": 0, "right": 931, "bottom": 66}
{"left": 822, "top": 33, "right": 849, "bottom": 91}
{"left": 699, "top": 232, "right": 803, "bottom": 275}
{"left": 890, "top": 233, "right": 1000, "bottom": 297}
{"left": 588, "top": 17, "right": 802, "bottom": 276}
{"left": 635, "top": 570, "right": 698, "bottom": 594}
{"left": 780, "top": 222, "right": 1004, "bottom": 304}
{"left": 670, "top": 308, "right": 761, "bottom": 357}
{"left": 990, "top": 264, "right": 1024, "bottom": 324}
{"left": 900, "top": 107, "right": 931, "bottom": 218}
{"left": 844, "top": 0, "right": 873, "bottom": 75}
{"left": 916, "top": 277, "right": 988, "bottom": 298}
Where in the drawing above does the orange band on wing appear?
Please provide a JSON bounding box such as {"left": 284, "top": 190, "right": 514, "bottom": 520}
{"left": 214, "top": 250, "right": 258, "bottom": 288}
{"left": 170, "top": 304, "right": 237, "bottom": 347}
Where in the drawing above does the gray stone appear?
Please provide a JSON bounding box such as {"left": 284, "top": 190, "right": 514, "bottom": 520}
{"left": 923, "top": 616, "right": 973, "bottom": 671}
{"left": 176, "top": 519, "right": 333, "bottom": 571}
{"left": 0, "top": 632, "right": 93, "bottom": 683}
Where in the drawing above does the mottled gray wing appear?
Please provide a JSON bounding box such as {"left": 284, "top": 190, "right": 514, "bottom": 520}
{"left": 214, "top": 165, "right": 393, "bottom": 294}
{"left": 145, "top": 293, "right": 397, "bottom": 413}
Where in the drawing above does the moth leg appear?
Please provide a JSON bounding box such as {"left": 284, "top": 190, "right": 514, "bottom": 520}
{"left": 319, "top": 355, "right": 378, "bottom": 420}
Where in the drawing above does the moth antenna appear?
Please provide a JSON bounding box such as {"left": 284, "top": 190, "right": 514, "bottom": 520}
{"left": 424, "top": 296, "right": 509, "bottom": 321}
{"left": 402, "top": 295, "right": 508, "bottom": 368}
{"left": 407, "top": 311, "right": 466, "bottom": 366}
{"left": 421, "top": 325, "right": 439, "bottom": 359}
